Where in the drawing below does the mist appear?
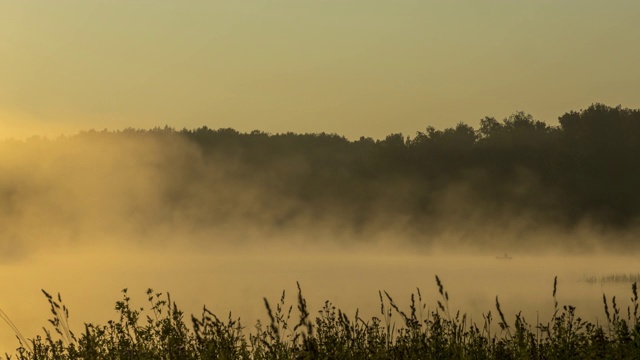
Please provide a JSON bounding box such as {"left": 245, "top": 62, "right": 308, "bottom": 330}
{"left": 1, "top": 124, "right": 638, "bottom": 257}
{"left": 1, "top": 110, "right": 640, "bottom": 352}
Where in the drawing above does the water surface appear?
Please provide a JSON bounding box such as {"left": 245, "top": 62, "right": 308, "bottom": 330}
{"left": 1, "top": 246, "right": 638, "bottom": 353}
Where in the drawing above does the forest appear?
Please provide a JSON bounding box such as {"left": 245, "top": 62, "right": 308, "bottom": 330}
{"left": 2, "top": 103, "right": 640, "bottom": 250}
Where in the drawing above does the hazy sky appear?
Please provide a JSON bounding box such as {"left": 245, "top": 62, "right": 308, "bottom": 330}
{"left": 1, "top": 1, "right": 639, "bottom": 139}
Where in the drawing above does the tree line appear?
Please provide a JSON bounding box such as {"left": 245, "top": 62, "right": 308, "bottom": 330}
{"left": 169, "top": 103, "right": 640, "bottom": 231}
{"left": 5, "top": 103, "right": 640, "bottom": 242}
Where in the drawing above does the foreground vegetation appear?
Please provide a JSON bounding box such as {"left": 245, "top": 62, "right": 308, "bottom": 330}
{"left": 2, "top": 277, "right": 639, "bottom": 359}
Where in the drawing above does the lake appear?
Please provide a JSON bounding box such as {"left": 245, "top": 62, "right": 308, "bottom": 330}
{"left": 1, "top": 243, "right": 638, "bottom": 353}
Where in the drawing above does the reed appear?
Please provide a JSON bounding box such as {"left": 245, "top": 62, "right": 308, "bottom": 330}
{"left": 583, "top": 273, "right": 640, "bottom": 285}
{"left": 1, "top": 277, "right": 639, "bottom": 359}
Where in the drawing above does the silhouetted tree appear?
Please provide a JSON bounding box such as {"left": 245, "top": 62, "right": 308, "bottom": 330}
{"left": 5, "top": 103, "right": 639, "bottom": 242}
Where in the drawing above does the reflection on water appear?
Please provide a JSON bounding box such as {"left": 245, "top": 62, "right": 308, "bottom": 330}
{"left": 1, "top": 246, "right": 639, "bottom": 353}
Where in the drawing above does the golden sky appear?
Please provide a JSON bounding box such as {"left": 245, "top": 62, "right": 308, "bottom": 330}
{"left": 1, "top": 1, "right": 639, "bottom": 139}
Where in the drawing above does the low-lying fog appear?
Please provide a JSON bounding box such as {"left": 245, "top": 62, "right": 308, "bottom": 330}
{"left": 1, "top": 133, "right": 639, "bottom": 353}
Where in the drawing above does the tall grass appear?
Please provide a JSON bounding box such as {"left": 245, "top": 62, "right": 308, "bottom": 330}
{"left": 2, "top": 277, "right": 639, "bottom": 359}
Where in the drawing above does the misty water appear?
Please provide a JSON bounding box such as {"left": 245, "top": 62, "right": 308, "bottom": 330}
{"left": 2, "top": 243, "right": 639, "bottom": 353}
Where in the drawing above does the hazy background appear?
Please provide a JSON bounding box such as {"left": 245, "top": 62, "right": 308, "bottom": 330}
{"left": 2, "top": 0, "right": 640, "bottom": 354}
{"left": 1, "top": 1, "right": 640, "bottom": 139}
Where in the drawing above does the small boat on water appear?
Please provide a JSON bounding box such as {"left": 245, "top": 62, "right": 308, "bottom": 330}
{"left": 496, "top": 253, "right": 512, "bottom": 260}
